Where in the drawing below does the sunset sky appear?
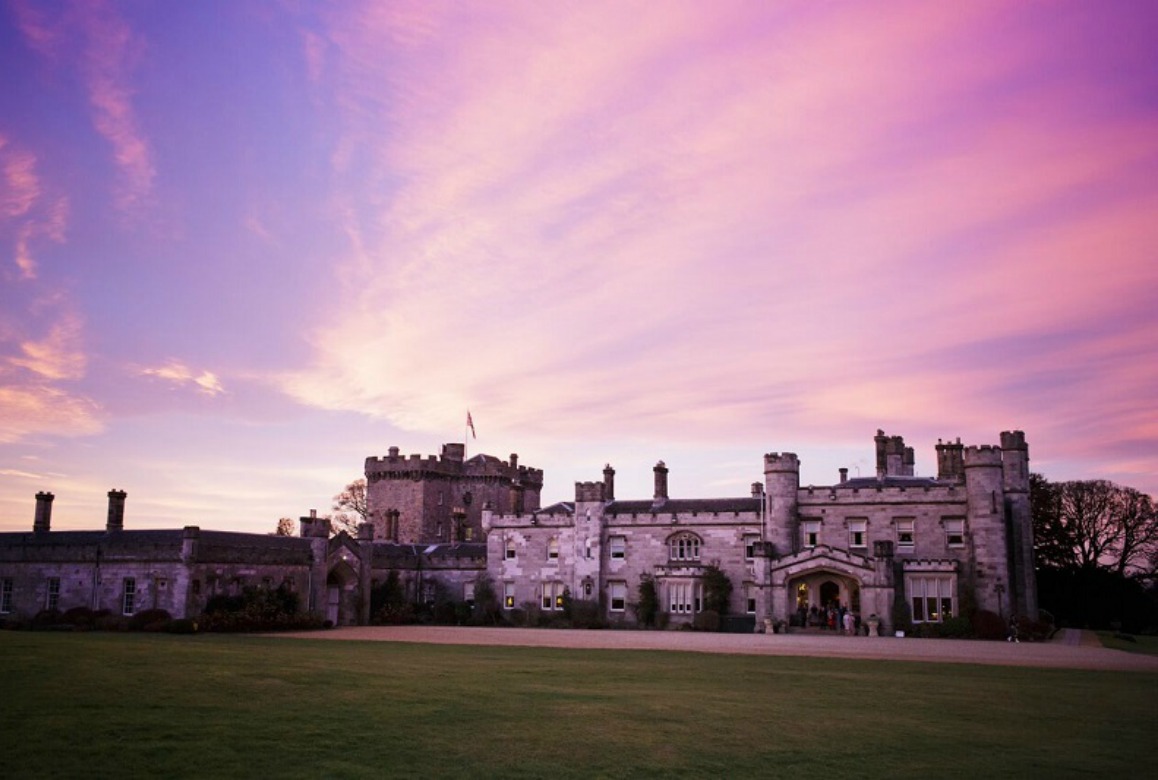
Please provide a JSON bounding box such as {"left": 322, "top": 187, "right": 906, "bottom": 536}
{"left": 2, "top": 1, "right": 1156, "bottom": 533}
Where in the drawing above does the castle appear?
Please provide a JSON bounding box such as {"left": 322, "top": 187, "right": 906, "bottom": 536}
{"left": 0, "top": 429, "right": 1036, "bottom": 632}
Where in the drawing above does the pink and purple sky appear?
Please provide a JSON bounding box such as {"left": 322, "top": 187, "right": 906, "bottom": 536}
{"left": 2, "top": 1, "right": 1156, "bottom": 533}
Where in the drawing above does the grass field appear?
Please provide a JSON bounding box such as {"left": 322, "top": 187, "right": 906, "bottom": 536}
{"left": 2, "top": 632, "right": 1155, "bottom": 779}
{"left": 1097, "top": 631, "right": 1158, "bottom": 656}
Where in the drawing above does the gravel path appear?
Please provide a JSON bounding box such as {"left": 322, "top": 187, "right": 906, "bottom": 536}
{"left": 271, "top": 625, "right": 1158, "bottom": 672}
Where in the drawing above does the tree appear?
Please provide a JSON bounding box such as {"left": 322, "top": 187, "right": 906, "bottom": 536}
{"left": 330, "top": 478, "right": 369, "bottom": 536}
{"left": 634, "top": 573, "right": 659, "bottom": 627}
{"left": 701, "top": 564, "right": 733, "bottom": 616}
{"left": 273, "top": 518, "right": 295, "bottom": 536}
{"left": 1032, "top": 474, "right": 1158, "bottom": 576}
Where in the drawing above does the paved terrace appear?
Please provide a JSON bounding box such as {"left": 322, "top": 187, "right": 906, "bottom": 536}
{"left": 275, "top": 626, "right": 1158, "bottom": 672}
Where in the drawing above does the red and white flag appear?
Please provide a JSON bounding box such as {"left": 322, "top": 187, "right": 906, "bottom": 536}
{"left": 467, "top": 410, "right": 477, "bottom": 439}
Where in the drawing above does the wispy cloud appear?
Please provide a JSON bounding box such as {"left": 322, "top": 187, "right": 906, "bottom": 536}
{"left": 0, "top": 136, "right": 68, "bottom": 280}
{"left": 11, "top": 0, "right": 155, "bottom": 216}
{"left": 140, "top": 361, "right": 226, "bottom": 397}
{"left": 278, "top": 1, "right": 1158, "bottom": 491}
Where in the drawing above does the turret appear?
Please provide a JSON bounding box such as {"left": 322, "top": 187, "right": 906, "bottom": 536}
{"left": 763, "top": 452, "right": 799, "bottom": 556}
{"left": 964, "top": 445, "right": 1010, "bottom": 617}
{"left": 936, "top": 438, "right": 965, "bottom": 481}
{"left": 1001, "top": 430, "right": 1037, "bottom": 617}
{"left": 603, "top": 464, "right": 616, "bottom": 501}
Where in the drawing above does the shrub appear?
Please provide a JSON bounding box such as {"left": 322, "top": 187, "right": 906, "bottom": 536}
{"left": 62, "top": 607, "right": 96, "bottom": 629}
{"left": 692, "top": 610, "right": 720, "bottom": 632}
{"left": 972, "top": 610, "right": 1006, "bottom": 641}
{"left": 940, "top": 616, "right": 973, "bottom": 638}
{"left": 31, "top": 609, "right": 66, "bottom": 630}
{"left": 166, "top": 618, "right": 198, "bottom": 634}
{"left": 702, "top": 566, "right": 733, "bottom": 617}
{"left": 634, "top": 574, "right": 659, "bottom": 628}
{"left": 892, "top": 601, "right": 913, "bottom": 636}
{"left": 1017, "top": 615, "right": 1052, "bottom": 642}
{"left": 569, "top": 599, "right": 604, "bottom": 629}
{"left": 129, "top": 608, "right": 173, "bottom": 632}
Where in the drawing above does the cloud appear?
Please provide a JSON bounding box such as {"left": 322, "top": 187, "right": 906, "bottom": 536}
{"left": 8, "top": 312, "right": 87, "bottom": 381}
{"left": 0, "top": 136, "right": 68, "bottom": 280}
{"left": 140, "top": 361, "right": 226, "bottom": 397}
{"left": 11, "top": 0, "right": 155, "bottom": 216}
{"left": 272, "top": 2, "right": 1158, "bottom": 493}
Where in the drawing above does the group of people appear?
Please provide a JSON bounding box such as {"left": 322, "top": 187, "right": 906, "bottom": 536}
{"left": 798, "top": 603, "right": 860, "bottom": 635}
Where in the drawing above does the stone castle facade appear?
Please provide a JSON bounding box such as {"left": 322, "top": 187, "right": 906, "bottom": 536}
{"left": 484, "top": 430, "right": 1036, "bottom": 630}
{"left": 0, "top": 428, "right": 1036, "bottom": 634}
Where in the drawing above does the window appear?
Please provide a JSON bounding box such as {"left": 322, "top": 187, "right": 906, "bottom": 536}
{"left": 122, "top": 578, "right": 136, "bottom": 616}
{"left": 192, "top": 579, "right": 201, "bottom": 595}
{"left": 542, "top": 582, "right": 563, "bottom": 610}
{"left": 848, "top": 520, "right": 867, "bottom": 549}
{"left": 668, "top": 533, "right": 701, "bottom": 561}
{"left": 744, "top": 535, "right": 760, "bottom": 560}
{"left": 945, "top": 518, "right": 965, "bottom": 547}
{"left": 505, "top": 539, "right": 516, "bottom": 560}
{"left": 609, "top": 536, "right": 626, "bottom": 560}
{"left": 464, "top": 582, "right": 475, "bottom": 606}
{"left": 746, "top": 584, "right": 756, "bottom": 614}
{"left": 907, "top": 575, "right": 955, "bottom": 622}
{"left": 668, "top": 581, "right": 702, "bottom": 614}
{"left": 503, "top": 582, "right": 515, "bottom": 609}
{"left": 547, "top": 538, "right": 559, "bottom": 560}
{"left": 46, "top": 578, "right": 60, "bottom": 611}
{"left": 896, "top": 519, "right": 915, "bottom": 549}
{"left": 609, "top": 582, "right": 627, "bottom": 612}
{"left": 802, "top": 520, "right": 820, "bottom": 549}
{"left": 1, "top": 579, "right": 12, "bottom": 614}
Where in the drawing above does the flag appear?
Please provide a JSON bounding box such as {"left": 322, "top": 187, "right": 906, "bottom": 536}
{"left": 467, "top": 410, "right": 477, "bottom": 439}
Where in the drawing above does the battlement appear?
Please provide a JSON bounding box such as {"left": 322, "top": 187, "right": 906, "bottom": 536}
{"left": 763, "top": 452, "right": 800, "bottom": 472}
{"left": 963, "top": 445, "right": 1003, "bottom": 467}
{"left": 575, "top": 481, "right": 606, "bottom": 503}
{"left": 1000, "top": 430, "right": 1027, "bottom": 450}
{"left": 364, "top": 444, "right": 543, "bottom": 486}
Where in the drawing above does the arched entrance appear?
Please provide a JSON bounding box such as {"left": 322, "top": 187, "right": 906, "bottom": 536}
{"left": 786, "top": 570, "right": 862, "bottom": 627}
{"left": 326, "top": 559, "right": 360, "bottom": 626}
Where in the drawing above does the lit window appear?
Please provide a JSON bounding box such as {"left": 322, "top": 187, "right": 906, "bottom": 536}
{"left": 547, "top": 538, "right": 559, "bottom": 560}
{"left": 505, "top": 539, "right": 516, "bottom": 560}
{"left": 0, "top": 579, "right": 13, "bottom": 614}
{"left": 802, "top": 521, "right": 820, "bottom": 549}
{"left": 907, "top": 575, "right": 955, "bottom": 622}
{"left": 849, "top": 520, "right": 867, "bottom": 549}
{"left": 668, "top": 533, "right": 701, "bottom": 561}
{"left": 122, "top": 578, "right": 136, "bottom": 616}
{"left": 945, "top": 518, "right": 965, "bottom": 547}
{"left": 46, "top": 577, "right": 60, "bottom": 611}
{"left": 503, "top": 582, "right": 515, "bottom": 609}
{"left": 896, "top": 519, "right": 915, "bottom": 548}
{"left": 609, "top": 582, "right": 626, "bottom": 612}
{"left": 609, "top": 536, "right": 626, "bottom": 560}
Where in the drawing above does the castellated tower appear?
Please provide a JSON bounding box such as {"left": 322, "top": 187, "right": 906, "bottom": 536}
{"left": 364, "top": 444, "right": 543, "bottom": 544}
{"left": 763, "top": 453, "right": 799, "bottom": 556}
{"left": 963, "top": 445, "right": 1010, "bottom": 617}
{"left": 1001, "top": 430, "right": 1037, "bottom": 617}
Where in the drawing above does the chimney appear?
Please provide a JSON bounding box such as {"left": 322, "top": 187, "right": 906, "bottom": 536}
{"left": 603, "top": 464, "right": 616, "bottom": 501}
{"left": 839, "top": 468, "right": 848, "bottom": 484}
{"left": 34, "top": 491, "right": 54, "bottom": 533}
{"left": 182, "top": 526, "right": 200, "bottom": 561}
{"left": 510, "top": 453, "right": 519, "bottom": 470}
{"left": 653, "top": 461, "right": 669, "bottom": 501}
{"left": 106, "top": 489, "right": 127, "bottom": 532}
{"left": 358, "top": 522, "right": 374, "bottom": 541}
{"left": 751, "top": 482, "right": 764, "bottom": 498}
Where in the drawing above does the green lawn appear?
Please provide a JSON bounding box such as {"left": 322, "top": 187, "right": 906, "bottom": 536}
{"left": 1, "top": 632, "right": 1154, "bottom": 779}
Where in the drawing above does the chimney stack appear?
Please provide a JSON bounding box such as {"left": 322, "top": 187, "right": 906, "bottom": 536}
{"left": 603, "top": 464, "right": 616, "bottom": 501}
{"left": 34, "top": 491, "right": 54, "bottom": 533}
{"left": 653, "top": 461, "right": 669, "bottom": 501}
{"left": 106, "top": 489, "right": 127, "bottom": 532}
{"left": 839, "top": 468, "right": 848, "bottom": 484}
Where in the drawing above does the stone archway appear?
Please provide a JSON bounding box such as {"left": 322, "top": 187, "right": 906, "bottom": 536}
{"left": 326, "top": 559, "right": 360, "bottom": 626}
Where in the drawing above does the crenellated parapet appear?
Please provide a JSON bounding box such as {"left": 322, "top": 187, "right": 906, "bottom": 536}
{"left": 763, "top": 452, "right": 800, "bottom": 473}
{"left": 575, "top": 481, "right": 607, "bottom": 503}
{"left": 963, "top": 444, "right": 1003, "bottom": 468}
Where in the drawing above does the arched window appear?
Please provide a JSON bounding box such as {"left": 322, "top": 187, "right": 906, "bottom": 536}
{"left": 668, "top": 532, "right": 702, "bottom": 561}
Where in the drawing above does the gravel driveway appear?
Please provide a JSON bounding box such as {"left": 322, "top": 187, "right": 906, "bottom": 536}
{"left": 272, "top": 625, "right": 1158, "bottom": 672}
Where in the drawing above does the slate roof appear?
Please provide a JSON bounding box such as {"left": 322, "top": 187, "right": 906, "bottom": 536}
{"left": 606, "top": 497, "right": 762, "bottom": 515}
{"left": 837, "top": 476, "right": 942, "bottom": 489}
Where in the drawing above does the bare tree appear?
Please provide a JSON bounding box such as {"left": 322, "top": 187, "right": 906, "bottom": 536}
{"left": 274, "top": 517, "right": 296, "bottom": 536}
{"left": 329, "top": 478, "right": 369, "bottom": 536}
{"left": 1113, "top": 487, "right": 1158, "bottom": 576}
